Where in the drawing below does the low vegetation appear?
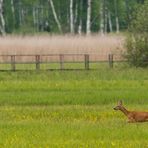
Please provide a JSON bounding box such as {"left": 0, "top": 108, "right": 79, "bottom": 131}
{"left": 0, "top": 68, "right": 148, "bottom": 147}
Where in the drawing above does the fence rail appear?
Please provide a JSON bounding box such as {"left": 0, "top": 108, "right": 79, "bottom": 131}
{"left": 0, "top": 54, "right": 125, "bottom": 71}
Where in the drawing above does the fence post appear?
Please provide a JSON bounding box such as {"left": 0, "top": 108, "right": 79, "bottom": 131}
{"left": 84, "top": 54, "right": 89, "bottom": 70}
{"left": 36, "top": 55, "right": 40, "bottom": 70}
{"left": 11, "top": 55, "right": 16, "bottom": 71}
{"left": 108, "top": 54, "right": 113, "bottom": 68}
{"left": 60, "top": 54, "right": 64, "bottom": 70}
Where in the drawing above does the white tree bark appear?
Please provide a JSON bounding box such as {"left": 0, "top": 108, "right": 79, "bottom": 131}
{"left": 11, "top": 0, "right": 15, "bottom": 14}
{"left": 78, "top": 0, "right": 82, "bottom": 35}
{"left": 74, "top": 2, "right": 78, "bottom": 27}
{"left": 100, "top": 0, "right": 104, "bottom": 35}
{"left": 86, "top": 0, "right": 91, "bottom": 35}
{"left": 104, "top": 6, "right": 108, "bottom": 33}
{"left": 78, "top": 19, "right": 82, "bottom": 35}
{"left": 115, "top": 16, "right": 119, "bottom": 33}
{"left": 48, "top": 0, "right": 62, "bottom": 33}
{"left": 108, "top": 11, "right": 113, "bottom": 32}
{"left": 0, "top": 0, "right": 5, "bottom": 35}
{"left": 70, "top": 0, "right": 74, "bottom": 34}
{"left": 114, "top": 0, "right": 119, "bottom": 33}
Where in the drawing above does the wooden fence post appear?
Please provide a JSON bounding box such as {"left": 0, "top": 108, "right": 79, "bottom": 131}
{"left": 36, "top": 55, "right": 40, "bottom": 70}
{"left": 60, "top": 54, "right": 64, "bottom": 70}
{"left": 11, "top": 55, "right": 16, "bottom": 71}
{"left": 108, "top": 54, "right": 113, "bottom": 68}
{"left": 84, "top": 54, "right": 89, "bottom": 70}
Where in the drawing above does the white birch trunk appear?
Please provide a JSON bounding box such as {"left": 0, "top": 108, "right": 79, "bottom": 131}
{"left": 33, "top": 7, "right": 36, "bottom": 27}
{"left": 108, "top": 11, "right": 113, "bottom": 32}
{"left": 78, "top": 0, "right": 82, "bottom": 35}
{"left": 48, "top": 0, "right": 62, "bottom": 33}
{"left": 36, "top": 7, "right": 39, "bottom": 31}
{"left": 11, "top": 0, "right": 15, "bottom": 14}
{"left": 0, "top": 0, "right": 5, "bottom": 35}
{"left": 114, "top": 0, "right": 119, "bottom": 33}
{"left": 74, "top": 2, "right": 78, "bottom": 26}
{"left": 86, "top": 0, "right": 91, "bottom": 35}
{"left": 78, "top": 19, "right": 82, "bottom": 35}
{"left": 70, "top": 0, "right": 74, "bottom": 34}
{"left": 11, "top": 0, "right": 15, "bottom": 28}
{"left": 116, "top": 16, "right": 119, "bottom": 33}
{"left": 104, "top": 6, "right": 108, "bottom": 33}
{"left": 100, "top": 0, "right": 104, "bottom": 35}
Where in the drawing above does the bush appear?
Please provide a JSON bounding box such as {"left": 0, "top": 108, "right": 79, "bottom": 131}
{"left": 125, "top": 1, "right": 148, "bottom": 67}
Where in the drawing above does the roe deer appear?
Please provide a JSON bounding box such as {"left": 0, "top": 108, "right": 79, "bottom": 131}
{"left": 113, "top": 100, "right": 148, "bottom": 123}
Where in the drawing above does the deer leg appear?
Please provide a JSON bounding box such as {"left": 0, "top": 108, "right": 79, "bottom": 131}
{"left": 127, "top": 117, "right": 135, "bottom": 123}
{"left": 127, "top": 120, "right": 135, "bottom": 123}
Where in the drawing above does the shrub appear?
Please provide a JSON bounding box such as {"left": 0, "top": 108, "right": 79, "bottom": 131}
{"left": 125, "top": 1, "right": 148, "bottom": 67}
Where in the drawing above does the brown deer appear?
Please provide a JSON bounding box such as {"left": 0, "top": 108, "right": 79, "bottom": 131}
{"left": 113, "top": 100, "right": 148, "bottom": 123}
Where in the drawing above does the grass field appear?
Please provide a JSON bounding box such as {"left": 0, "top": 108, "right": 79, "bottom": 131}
{"left": 0, "top": 67, "right": 148, "bottom": 147}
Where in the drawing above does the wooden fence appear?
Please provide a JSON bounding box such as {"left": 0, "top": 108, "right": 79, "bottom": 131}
{"left": 0, "top": 54, "right": 124, "bottom": 71}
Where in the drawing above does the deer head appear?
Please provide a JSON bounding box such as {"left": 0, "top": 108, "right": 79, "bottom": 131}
{"left": 113, "top": 100, "right": 123, "bottom": 110}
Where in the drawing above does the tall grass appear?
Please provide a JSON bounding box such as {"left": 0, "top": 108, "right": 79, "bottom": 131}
{"left": 0, "top": 35, "right": 124, "bottom": 55}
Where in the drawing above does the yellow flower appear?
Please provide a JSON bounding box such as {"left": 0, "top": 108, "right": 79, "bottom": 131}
{"left": 111, "top": 142, "right": 116, "bottom": 146}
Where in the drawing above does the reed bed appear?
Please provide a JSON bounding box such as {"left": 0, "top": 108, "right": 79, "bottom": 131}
{"left": 0, "top": 35, "right": 124, "bottom": 55}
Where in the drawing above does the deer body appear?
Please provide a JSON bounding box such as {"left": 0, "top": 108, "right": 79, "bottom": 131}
{"left": 114, "top": 101, "right": 148, "bottom": 123}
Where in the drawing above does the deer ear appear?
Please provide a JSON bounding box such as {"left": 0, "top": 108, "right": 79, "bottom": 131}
{"left": 118, "top": 100, "right": 122, "bottom": 105}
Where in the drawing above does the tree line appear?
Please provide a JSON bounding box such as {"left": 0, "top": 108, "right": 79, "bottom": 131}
{"left": 0, "top": 0, "right": 145, "bottom": 35}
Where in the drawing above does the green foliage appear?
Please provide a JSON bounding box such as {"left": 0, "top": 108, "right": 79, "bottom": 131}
{"left": 126, "top": 1, "right": 148, "bottom": 67}
{"left": 2, "top": 0, "right": 144, "bottom": 34}
{"left": 3, "top": 0, "right": 15, "bottom": 33}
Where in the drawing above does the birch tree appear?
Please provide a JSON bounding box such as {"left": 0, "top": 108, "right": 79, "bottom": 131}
{"left": 48, "top": 0, "right": 62, "bottom": 33}
{"left": 0, "top": 0, "right": 5, "bottom": 35}
{"left": 114, "top": 0, "right": 119, "bottom": 33}
{"left": 74, "top": 2, "right": 78, "bottom": 29}
{"left": 86, "top": 0, "right": 91, "bottom": 35}
{"left": 70, "top": 0, "right": 74, "bottom": 34}
{"left": 100, "top": 0, "right": 104, "bottom": 35}
{"left": 78, "top": 0, "right": 82, "bottom": 35}
{"left": 108, "top": 11, "right": 112, "bottom": 32}
{"left": 11, "top": 0, "right": 14, "bottom": 16}
{"left": 104, "top": 2, "right": 108, "bottom": 34}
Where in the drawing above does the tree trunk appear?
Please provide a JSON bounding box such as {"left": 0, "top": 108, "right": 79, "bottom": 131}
{"left": 114, "top": 0, "right": 119, "bottom": 33}
{"left": 100, "top": 0, "right": 104, "bottom": 35}
{"left": 11, "top": 0, "right": 15, "bottom": 15}
{"left": 108, "top": 11, "right": 112, "bottom": 32}
{"left": 70, "top": 0, "right": 74, "bottom": 34}
{"left": 104, "top": 4, "right": 108, "bottom": 33}
{"left": 74, "top": 2, "right": 78, "bottom": 28}
{"left": 48, "top": 0, "right": 62, "bottom": 33}
{"left": 86, "top": 0, "right": 91, "bottom": 35}
{"left": 0, "top": 0, "right": 5, "bottom": 35}
{"left": 78, "top": 0, "right": 83, "bottom": 35}
{"left": 10, "top": 0, "right": 15, "bottom": 29}
{"left": 78, "top": 19, "right": 82, "bottom": 35}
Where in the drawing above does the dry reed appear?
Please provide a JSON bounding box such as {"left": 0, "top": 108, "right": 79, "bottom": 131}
{"left": 0, "top": 35, "right": 124, "bottom": 55}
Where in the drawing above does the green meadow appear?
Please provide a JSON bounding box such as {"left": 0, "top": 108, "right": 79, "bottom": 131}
{"left": 0, "top": 67, "right": 148, "bottom": 147}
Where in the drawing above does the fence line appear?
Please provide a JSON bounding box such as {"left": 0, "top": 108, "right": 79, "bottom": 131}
{"left": 0, "top": 54, "right": 124, "bottom": 71}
